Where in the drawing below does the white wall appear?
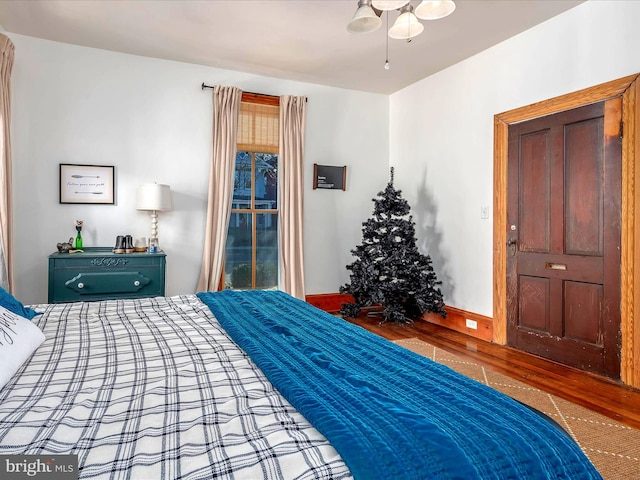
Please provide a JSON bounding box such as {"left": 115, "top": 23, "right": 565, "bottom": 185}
{"left": 390, "top": 0, "right": 640, "bottom": 317}
{"left": 9, "top": 34, "right": 389, "bottom": 304}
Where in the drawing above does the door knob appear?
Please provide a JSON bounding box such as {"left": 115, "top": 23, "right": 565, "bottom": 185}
{"left": 507, "top": 238, "right": 517, "bottom": 246}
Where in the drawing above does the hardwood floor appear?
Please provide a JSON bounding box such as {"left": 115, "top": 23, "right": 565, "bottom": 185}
{"left": 344, "top": 314, "right": 640, "bottom": 430}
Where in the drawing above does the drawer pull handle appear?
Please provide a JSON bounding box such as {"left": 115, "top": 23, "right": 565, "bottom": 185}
{"left": 77, "top": 282, "right": 84, "bottom": 289}
{"left": 134, "top": 280, "right": 140, "bottom": 287}
{"left": 545, "top": 262, "right": 567, "bottom": 271}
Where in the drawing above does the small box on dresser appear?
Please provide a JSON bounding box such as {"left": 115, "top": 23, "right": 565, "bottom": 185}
{"left": 48, "top": 247, "right": 166, "bottom": 303}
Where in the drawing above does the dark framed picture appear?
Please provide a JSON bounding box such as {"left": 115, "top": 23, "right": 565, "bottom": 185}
{"left": 59, "top": 164, "right": 115, "bottom": 204}
{"left": 313, "top": 164, "right": 346, "bottom": 191}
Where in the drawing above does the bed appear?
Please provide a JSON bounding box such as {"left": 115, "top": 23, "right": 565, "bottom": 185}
{"left": 0, "top": 289, "right": 601, "bottom": 479}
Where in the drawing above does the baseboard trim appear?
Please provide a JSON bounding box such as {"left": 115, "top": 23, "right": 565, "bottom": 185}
{"left": 422, "top": 306, "right": 493, "bottom": 342}
{"left": 305, "top": 293, "right": 354, "bottom": 313}
{"left": 306, "top": 293, "right": 493, "bottom": 342}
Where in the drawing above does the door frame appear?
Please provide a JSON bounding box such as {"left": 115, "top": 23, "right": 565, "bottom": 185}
{"left": 494, "top": 73, "right": 640, "bottom": 387}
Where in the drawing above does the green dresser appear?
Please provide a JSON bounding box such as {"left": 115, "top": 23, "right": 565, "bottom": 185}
{"left": 48, "top": 247, "right": 166, "bottom": 303}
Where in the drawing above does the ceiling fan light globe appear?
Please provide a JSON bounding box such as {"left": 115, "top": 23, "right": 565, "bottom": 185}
{"left": 347, "top": 4, "right": 383, "bottom": 33}
{"left": 388, "top": 10, "right": 424, "bottom": 39}
{"left": 371, "top": 0, "right": 410, "bottom": 11}
{"left": 415, "top": 0, "right": 456, "bottom": 20}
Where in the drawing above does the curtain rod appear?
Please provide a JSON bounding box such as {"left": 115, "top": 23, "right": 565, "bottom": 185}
{"left": 201, "top": 83, "right": 307, "bottom": 102}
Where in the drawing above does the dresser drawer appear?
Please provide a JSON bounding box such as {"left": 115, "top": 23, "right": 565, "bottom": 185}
{"left": 48, "top": 248, "right": 166, "bottom": 303}
{"left": 51, "top": 255, "right": 164, "bottom": 269}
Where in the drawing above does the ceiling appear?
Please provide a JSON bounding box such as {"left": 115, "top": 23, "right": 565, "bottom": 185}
{"left": 0, "top": 0, "right": 584, "bottom": 95}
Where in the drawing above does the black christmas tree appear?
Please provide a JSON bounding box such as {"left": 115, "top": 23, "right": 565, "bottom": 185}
{"left": 340, "top": 168, "right": 446, "bottom": 324}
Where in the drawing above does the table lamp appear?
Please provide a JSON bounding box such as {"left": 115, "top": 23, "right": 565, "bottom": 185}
{"left": 136, "top": 183, "right": 172, "bottom": 251}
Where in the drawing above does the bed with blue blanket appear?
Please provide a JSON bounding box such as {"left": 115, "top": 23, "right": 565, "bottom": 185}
{"left": 0, "top": 289, "right": 601, "bottom": 479}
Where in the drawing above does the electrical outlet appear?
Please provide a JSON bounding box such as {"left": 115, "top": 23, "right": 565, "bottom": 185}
{"left": 480, "top": 206, "right": 489, "bottom": 219}
{"left": 465, "top": 319, "right": 478, "bottom": 330}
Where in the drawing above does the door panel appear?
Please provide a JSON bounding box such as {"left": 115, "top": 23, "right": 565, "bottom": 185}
{"left": 563, "top": 281, "right": 602, "bottom": 344}
{"left": 518, "top": 276, "right": 549, "bottom": 331}
{"left": 519, "top": 130, "right": 550, "bottom": 253}
{"left": 507, "top": 100, "right": 621, "bottom": 378}
{"left": 565, "top": 119, "right": 603, "bottom": 255}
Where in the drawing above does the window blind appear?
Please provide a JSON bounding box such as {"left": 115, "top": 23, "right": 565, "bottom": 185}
{"left": 237, "top": 101, "right": 279, "bottom": 154}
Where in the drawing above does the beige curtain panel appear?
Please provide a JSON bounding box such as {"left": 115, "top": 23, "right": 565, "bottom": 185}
{"left": 279, "top": 95, "right": 307, "bottom": 300}
{"left": 0, "top": 34, "right": 14, "bottom": 292}
{"left": 197, "top": 85, "right": 243, "bottom": 292}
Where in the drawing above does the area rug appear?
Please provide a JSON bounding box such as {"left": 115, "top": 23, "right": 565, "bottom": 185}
{"left": 393, "top": 338, "right": 640, "bottom": 480}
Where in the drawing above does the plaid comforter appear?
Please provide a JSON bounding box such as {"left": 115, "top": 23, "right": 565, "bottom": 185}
{"left": 0, "top": 295, "right": 351, "bottom": 479}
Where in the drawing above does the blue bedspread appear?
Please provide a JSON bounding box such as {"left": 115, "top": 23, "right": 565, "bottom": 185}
{"left": 197, "top": 290, "right": 601, "bottom": 480}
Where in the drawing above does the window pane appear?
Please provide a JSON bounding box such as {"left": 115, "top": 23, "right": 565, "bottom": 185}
{"left": 255, "top": 154, "right": 278, "bottom": 210}
{"left": 232, "top": 151, "right": 252, "bottom": 210}
{"left": 256, "top": 213, "right": 278, "bottom": 289}
{"left": 225, "top": 212, "right": 253, "bottom": 289}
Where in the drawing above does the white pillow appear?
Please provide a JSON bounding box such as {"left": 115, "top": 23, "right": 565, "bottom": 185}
{"left": 0, "top": 304, "right": 45, "bottom": 390}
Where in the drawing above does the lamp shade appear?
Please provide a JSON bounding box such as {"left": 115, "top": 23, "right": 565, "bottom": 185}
{"left": 372, "top": 0, "right": 409, "bottom": 10}
{"left": 347, "top": 1, "right": 382, "bottom": 34}
{"left": 415, "top": 0, "right": 456, "bottom": 20}
{"left": 388, "top": 5, "right": 424, "bottom": 39}
{"left": 136, "top": 183, "right": 172, "bottom": 211}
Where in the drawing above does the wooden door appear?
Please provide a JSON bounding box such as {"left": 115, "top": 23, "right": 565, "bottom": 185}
{"left": 506, "top": 100, "right": 622, "bottom": 378}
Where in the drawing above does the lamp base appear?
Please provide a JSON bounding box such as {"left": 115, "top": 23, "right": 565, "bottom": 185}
{"left": 150, "top": 211, "right": 159, "bottom": 240}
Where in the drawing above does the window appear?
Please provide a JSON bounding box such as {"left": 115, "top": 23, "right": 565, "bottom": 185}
{"left": 224, "top": 96, "right": 279, "bottom": 290}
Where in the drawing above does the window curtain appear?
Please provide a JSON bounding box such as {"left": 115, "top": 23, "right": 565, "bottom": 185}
{"left": 197, "top": 86, "right": 243, "bottom": 292}
{"left": 0, "top": 34, "right": 14, "bottom": 292}
{"left": 279, "top": 96, "right": 307, "bottom": 299}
